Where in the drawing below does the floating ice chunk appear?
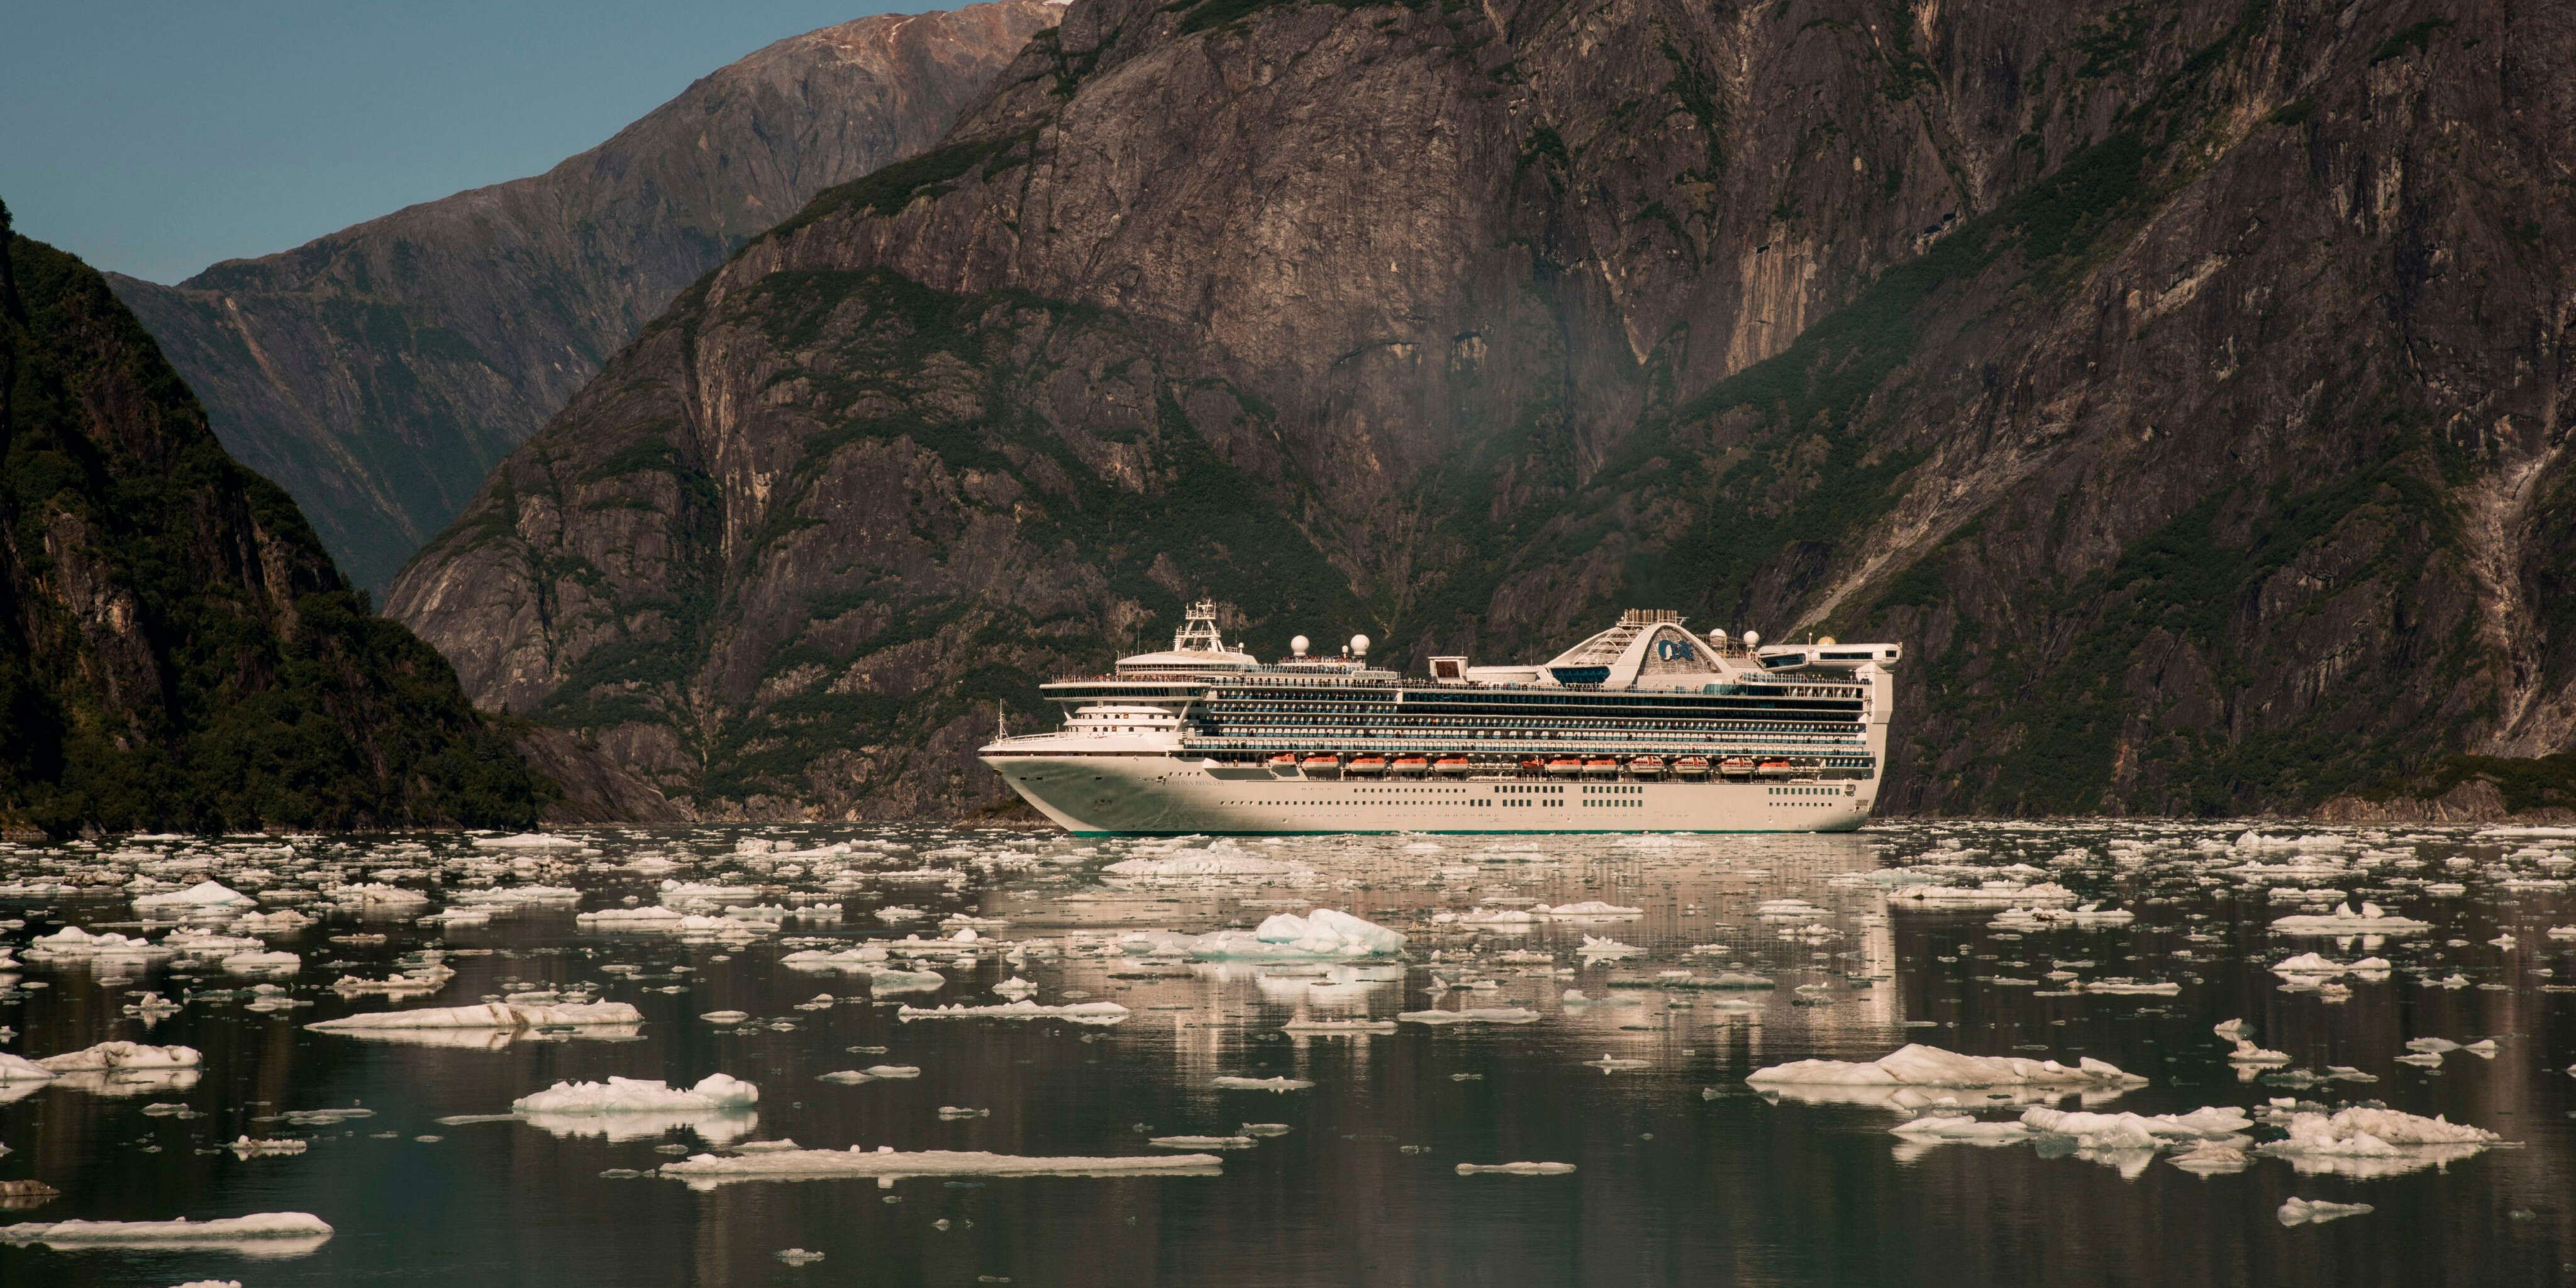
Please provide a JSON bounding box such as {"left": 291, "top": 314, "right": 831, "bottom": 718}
{"left": 1151, "top": 1135, "right": 1256, "bottom": 1149}
{"left": 2212, "top": 1018, "right": 2251, "bottom": 1040}
{"left": 2404, "top": 1037, "right": 2460, "bottom": 1054}
{"left": 1187, "top": 909, "right": 1406, "bottom": 960}
{"left": 0, "top": 1213, "right": 332, "bottom": 1255}
{"left": 700, "top": 1011, "right": 752, "bottom": 1024}
{"left": 23, "top": 927, "right": 172, "bottom": 959}
{"left": 448, "top": 885, "right": 582, "bottom": 906}
{"left": 775, "top": 1248, "right": 825, "bottom": 1265}
{"left": 1104, "top": 852, "right": 1306, "bottom": 877}
{"left": 227, "top": 1136, "right": 308, "bottom": 1157}
{"left": 219, "top": 951, "right": 300, "bottom": 975}
{"left": 2023, "top": 1105, "right": 2251, "bottom": 1141}
{"left": 2269, "top": 902, "right": 2429, "bottom": 935}
{"left": 1576, "top": 936, "right": 1640, "bottom": 959}
{"left": 1541, "top": 902, "right": 1643, "bottom": 919}
{"left": 2277, "top": 1197, "right": 2375, "bottom": 1226}
{"left": 1282, "top": 1017, "right": 1396, "bottom": 1035}
{"left": 2269, "top": 952, "right": 2348, "bottom": 978}
{"left": 1455, "top": 1162, "right": 1575, "bottom": 1175}
{"left": 1583, "top": 1054, "right": 1650, "bottom": 1072}
{"left": 897, "top": 1000, "right": 1130, "bottom": 1025}
{"left": 2077, "top": 979, "right": 2180, "bottom": 995}
{"left": 513, "top": 1074, "right": 757, "bottom": 1115}
{"left": 0, "top": 1053, "right": 58, "bottom": 1084}
{"left": 1887, "top": 1115, "right": 2033, "bottom": 1143}
{"left": 233, "top": 909, "right": 314, "bottom": 935}
{"left": 2255, "top": 1106, "right": 2499, "bottom": 1177}
{"left": 992, "top": 977, "right": 1037, "bottom": 999}
{"left": 1212, "top": 1075, "right": 1313, "bottom": 1092}
{"left": 2463, "top": 1038, "right": 2497, "bottom": 1058}
{"left": 2167, "top": 1140, "right": 2253, "bottom": 1175}
{"left": 2228, "top": 1040, "right": 2291, "bottom": 1065}
{"left": 37, "top": 1041, "right": 201, "bottom": 1074}
{"left": 328, "top": 884, "right": 430, "bottom": 908}
{"left": 1886, "top": 882, "right": 2079, "bottom": 909}
{"left": 470, "top": 833, "right": 584, "bottom": 849}
{"left": 1748, "top": 1045, "right": 2147, "bottom": 1095}
{"left": 133, "top": 880, "right": 255, "bottom": 912}
{"left": 657, "top": 1145, "right": 1223, "bottom": 1187}
{"left": 307, "top": 1001, "right": 643, "bottom": 1031}
{"left": 1397, "top": 1007, "right": 1541, "bottom": 1025}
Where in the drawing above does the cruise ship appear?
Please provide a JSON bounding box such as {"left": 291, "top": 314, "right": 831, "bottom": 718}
{"left": 978, "top": 602, "right": 1899, "bottom": 835}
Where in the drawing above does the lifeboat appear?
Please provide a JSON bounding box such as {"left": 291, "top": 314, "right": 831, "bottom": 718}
{"left": 1267, "top": 753, "right": 1299, "bottom": 770}
{"left": 1347, "top": 755, "right": 1389, "bottom": 776}
{"left": 1672, "top": 756, "right": 1711, "bottom": 778}
{"left": 1717, "top": 757, "right": 1756, "bottom": 779}
{"left": 1519, "top": 757, "right": 1545, "bottom": 776}
{"left": 1628, "top": 756, "right": 1665, "bottom": 779}
{"left": 1301, "top": 753, "right": 1341, "bottom": 775}
{"left": 1391, "top": 755, "right": 1430, "bottom": 776}
{"left": 1545, "top": 757, "right": 1583, "bottom": 777}
{"left": 1434, "top": 755, "right": 1473, "bottom": 776}
{"left": 1753, "top": 757, "right": 1795, "bottom": 779}
{"left": 1582, "top": 758, "right": 1619, "bottom": 777}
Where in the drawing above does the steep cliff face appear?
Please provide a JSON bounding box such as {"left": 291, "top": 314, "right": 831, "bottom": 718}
{"left": 393, "top": 0, "right": 2576, "bottom": 820}
{"left": 108, "top": 3, "right": 1065, "bottom": 592}
{"left": 0, "top": 209, "right": 550, "bottom": 836}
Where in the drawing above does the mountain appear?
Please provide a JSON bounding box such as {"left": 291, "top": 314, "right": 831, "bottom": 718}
{"left": 108, "top": 2, "right": 1070, "bottom": 593}
{"left": 389, "top": 0, "right": 2576, "bottom": 821}
{"left": 0, "top": 203, "right": 553, "bottom": 836}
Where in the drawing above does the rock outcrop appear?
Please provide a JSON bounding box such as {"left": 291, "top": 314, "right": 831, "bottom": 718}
{"left": 109, "top": 3, "right": 1065, "bottom": 592}
{"left": 391, "top": 0, "right": 2576, "bottom": 819}
{"left": 0, "top": 207, "right": 548, "bottom": 835}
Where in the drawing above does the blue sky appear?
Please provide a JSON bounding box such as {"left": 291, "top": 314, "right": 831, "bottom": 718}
{"left": 3, "top": 1, "right": 918, "bottom": 283}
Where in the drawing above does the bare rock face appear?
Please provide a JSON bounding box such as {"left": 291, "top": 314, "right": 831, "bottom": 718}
{"left": 395, "top": 0, "right": 2576, "bottom": 819}
{"left": 0, "top": 211, "right": 549, "bottom": 836}
{"left": 108, "top": 3, "right": 1065, "bottom": 592}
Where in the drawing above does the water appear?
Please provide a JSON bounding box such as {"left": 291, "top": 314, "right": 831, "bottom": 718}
{"left": 0, "top": 821, "right": 2569, "bottom": 1286}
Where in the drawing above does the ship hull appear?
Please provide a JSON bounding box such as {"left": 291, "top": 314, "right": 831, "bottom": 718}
{"left": 984, "top": 753, "right": 1874, "bottom": 835}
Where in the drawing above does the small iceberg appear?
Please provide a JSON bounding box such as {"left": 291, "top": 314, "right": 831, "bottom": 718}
{"left": 2277, "top": 1197, "right": 2375, "bottom": 1226}
{"left": 1397, "top": 1007, "right": 1541, "bottom": 1025}
{"left": 2270, "top": 901, "right": 2429, "bottom": 936}
{"left": 308, "top": 1001, "right": 641, "bottom": 1031}
{"left": 1187, "top": 909, "right": 1406, "bottom": 960}
{"left": 1455, "top": 1162, "right": 1575, "bottom": 1175}
{"left": 897, "top": 1000, "right": 1130, "bottom": 1025}
{"left": 511, "top": 1074, "right": 757, "bottom": 1115}
{"left": 657, "top": 1145, "right": 1223, "bottom": 1188}
{"left": 0, "top": 1213, "right": 331, "bottom": 1255}
{"left": 1211, "top": 1075, "right": 1313, "bottom": 1092}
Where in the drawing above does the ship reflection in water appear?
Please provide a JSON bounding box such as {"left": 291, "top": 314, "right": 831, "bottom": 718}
{"left": 0, "top": 821, "right": 2568, "bottom": 1287}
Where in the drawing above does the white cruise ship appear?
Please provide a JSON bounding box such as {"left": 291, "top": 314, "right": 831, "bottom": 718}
{"left": 979, "top": 602, "right": 1900, "bottom": 835}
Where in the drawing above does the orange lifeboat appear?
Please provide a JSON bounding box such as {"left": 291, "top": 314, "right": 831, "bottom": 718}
{"left": 1347, "top": 755, "right": 1389, "bottom": 776}
{"left": 1582, "top": 758, "right": 1619, "bottom": 777}
{"left": 1433, "top": 756, "right": 1473, "bottom": 776}
{"left": 1718, "top": 757, "right": 1756, "bottom": 779}
{"left": 1673, "top": 756, "right": 1711, "bottom": 777}
{"left": 1628, "top": 756, "right": 1665, "bottom": 779}
{"left": 1301, "top": 753, "right": 1341, "bottom": 775}
{"left": 1391, "top": 755, "right": 1430, "bottom": 776}
{"left": 1753, "top": 757, "right": 1795, "bottom": 779}
{"left": 1267, "top": 753, "right": 1299, "bottom": 770}
{"left": 1545, "top": 757, "right": 1582, "bottom": 777}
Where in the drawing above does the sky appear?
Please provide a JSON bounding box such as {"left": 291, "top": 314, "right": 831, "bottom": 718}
{"left": 3, "top": 1, "right": 920, "bottom": 284}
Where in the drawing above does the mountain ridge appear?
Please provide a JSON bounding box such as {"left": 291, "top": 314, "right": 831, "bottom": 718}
{"left": 108, "top": 2, "right": 1068, "bottom": 592}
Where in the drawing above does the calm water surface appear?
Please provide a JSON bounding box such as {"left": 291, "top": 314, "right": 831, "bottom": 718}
{"left": 0, "top": 822, "right": 2570, "bottom": 1287}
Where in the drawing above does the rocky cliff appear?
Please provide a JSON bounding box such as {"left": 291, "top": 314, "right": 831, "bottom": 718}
{"left": 109, "top": 3, "right": 1066, "bottom": 593}
{"left": 0, "top": 204, "right": 552, "bottom": 836}
{"left": 391, "top": 0, "right": 2576, "bottom": 821}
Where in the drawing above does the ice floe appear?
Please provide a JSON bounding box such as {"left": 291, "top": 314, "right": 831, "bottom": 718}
{"left": 308, "top": 1001, "right": 643, "bottom": 1031}
{"left": 897, "top": 1000, "right": 1130, "bottom": 1025}
{"left": 657, "top": 1145, "right": 1223, "bottom": 1187}
{"left": 0, "top": 1213, "right": 331, "bottom": 1255}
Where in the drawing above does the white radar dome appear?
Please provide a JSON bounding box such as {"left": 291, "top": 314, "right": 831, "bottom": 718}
{"left": 1741, "top": 630, "right": 1761, "bottom": 648}
{"left": 1817, "top": 636, "right": 1836, "bottom": 647}
{"left": 1350, "top": 634, "right": 1370, "bottom": 657}
{"left": 1291, "top": 635, "right": 1310, "bottom": 656}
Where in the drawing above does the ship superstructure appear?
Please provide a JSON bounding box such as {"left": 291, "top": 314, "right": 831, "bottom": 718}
{"left": 978, "top": 602, "right": 1900, "bottom": 834}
